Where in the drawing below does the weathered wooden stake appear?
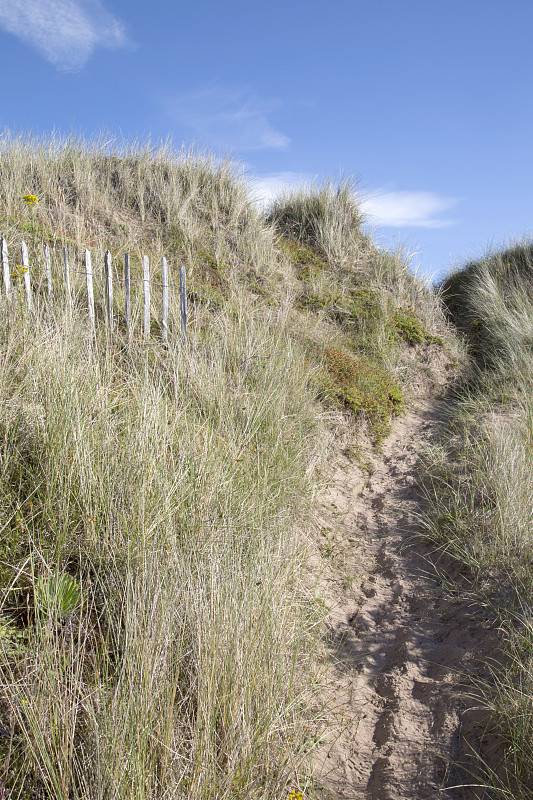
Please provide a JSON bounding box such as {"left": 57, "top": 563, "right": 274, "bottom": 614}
{"left": 63, "top": 247, "right": 71, "bottom": 306}
{"left": 124, "top": 253, "right": 131, "bottom": 337}
{"left": 105, "top": 250, "right": 113, "bottom": 331}
{"left": 180, "top": 264, "right": 187, "bottom": 343}
{"left": 143, "top": 255, "right": 150, "bottom": 339}
{"left": 85, "top": 249, "right": 95, "bottom": 335}
{"left": 1, "top": 237, "right": 10, "bottom": 301}
{"left": 161, "top": 256, "right": 169, "bottom": 342}
{"left": 21, "top": 241, "right": 32, "bottom": 311}
{"left": 45, "top": 244, "right": 52, "bottom": 299}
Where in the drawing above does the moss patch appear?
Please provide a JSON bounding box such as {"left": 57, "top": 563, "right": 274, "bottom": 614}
{"left": 297, "top": 291, "right": 339, "bottom": 312}
{"left": 349, "top": 288, "right": 382, "bottom": 320}
{"left": 279, "top": 237, "right": 328, "bottom": 280}
{"left": 340, "top": 288, "right": 386, "bottom": 337}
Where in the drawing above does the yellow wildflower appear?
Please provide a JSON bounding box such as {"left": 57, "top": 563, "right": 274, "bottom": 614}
{"left": 13, "top": 264, "right": 28, "bottom": 276}
{"left": 23, "top": 194, "right": 38, "bottom": 206}
{"left": 288, "top": 792, "right": 304, "bottom": 800}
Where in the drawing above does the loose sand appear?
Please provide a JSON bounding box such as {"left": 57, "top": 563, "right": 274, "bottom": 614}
{"left": 309, "top": 401, "right": 502, "bottom": 800}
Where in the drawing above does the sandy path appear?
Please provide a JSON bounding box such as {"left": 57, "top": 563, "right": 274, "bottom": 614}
{"left": 311, "top": 401, "right": 499, "bottom": 800}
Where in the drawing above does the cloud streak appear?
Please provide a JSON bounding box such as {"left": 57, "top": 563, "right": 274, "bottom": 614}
{"left": 161, "top": 86, "right": 289, "bottom": 151}
{"left": 0, "top": 0, "right": 129, "bottom": 70}
{"left": 248, "top": 175, "right": 459, "bottom": 229}
{"left": 360, "top": 190, "right": 459, "bottom": 228}
{"left": 249, "top": 171, "right": 316, "bottom": 206}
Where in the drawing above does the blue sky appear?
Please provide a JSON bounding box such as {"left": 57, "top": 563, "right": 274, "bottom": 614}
{"left": 1, "top": 0, "right": 532, "bottom": 280}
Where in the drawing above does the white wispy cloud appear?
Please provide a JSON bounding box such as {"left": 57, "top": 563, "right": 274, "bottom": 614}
{"left": 360, "top": 190, "right": 459, "bottom": 228}
{"left": 248, "top": 173, "right": 459, "bottom": 230}
{"left": 0, "top": 0, "right": 129, "bottom": 71}
{"left": 161, "top": 86, "right": 289, "bottom": 151}
{"left": 248, "top": 171, "right": 316, "bottom": 206}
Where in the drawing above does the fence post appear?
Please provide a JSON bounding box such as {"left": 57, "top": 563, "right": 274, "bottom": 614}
{"left": 63, "top": 247, "right": 71, "bottom": 308}
{"left": 21, "top": 241, "right": 32, "bottom": 311}
{"left": 45, "top": 244, "right": 52, "bottom": 299}
{"left": 125, "top": 253, "right": 131, "bottom": 337}
{"left": 180, "top": 264, "right": 187, "bottom": 343}
{"left": 1, "top": 237, "right": 10, "bottom": 301}
{"left": 143, "top": 255, "right": 150, "bottom": 339}
{"left": 105, "top": 250, "right": 113, "bottom": 331}
{"left": 85, "top": 249, "right": 95, "bottom": 335}
{"left": 161, "top": 256, "right": 169, "bottom": 342}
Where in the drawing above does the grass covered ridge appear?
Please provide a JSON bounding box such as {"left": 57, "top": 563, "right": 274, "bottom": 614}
{"left": 0, "top": 133, "right": 451, "bottom": 798}
{"left": 419, "top": 239, "right": 533, "bottom": 798}
{"left": 441, "top": 240, "right": 533, "bottom": 373}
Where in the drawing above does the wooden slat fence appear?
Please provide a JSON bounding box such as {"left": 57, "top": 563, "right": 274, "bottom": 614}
{"left": 0, "top": 237, "right": 187, "bottom": 342}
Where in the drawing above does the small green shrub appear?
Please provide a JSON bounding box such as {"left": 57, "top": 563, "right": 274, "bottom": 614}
{"left": 196, "top": 249, "right": 231, "bottom": 274}
{"left": 341, "top": 288, "right": 386, "bottom": 338}
{"left": 320, "top": 348, "right": 404, "bottom": 441}
{"left": 0, "top": 619, "right": 27, "bottom": 660}
{"left": 349, "top": 288, "right": 382, "bottom": 319}
{"left": 391, "top": 308, "right": 430, "bottom": 345}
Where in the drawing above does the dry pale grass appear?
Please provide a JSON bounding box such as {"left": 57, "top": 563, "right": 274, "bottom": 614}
{"left": 419, "top": 239, "right": 533, "bottom": 797}
{"left": 0, "top": 298, "right": 326, "bottom": 799}
{"left": 0, "top": 131, "right": 289, "bottom": 300}
{"left": 0, "top": 132, "right": 457, "bottom": 798}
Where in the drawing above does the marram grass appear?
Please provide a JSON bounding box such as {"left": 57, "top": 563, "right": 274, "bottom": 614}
{"left": 418, "top": 238, "right": 533, "bottom": 797}
{"left": 0, "top": 132, "right": 454, "bottom": 798}
{"left": 0, "top": 302, "right": 326, "bottom": 799}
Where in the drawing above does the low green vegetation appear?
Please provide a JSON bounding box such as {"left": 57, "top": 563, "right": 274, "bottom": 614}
{"left": 278, "top": 238, "right": 328, "bottom": 281}
{"left": 320, "top": 347, "right": 404, "bottom": 441}
{"left": 0, "top": 133, "right": 451, "bottom": 799}
{"left": 269, "top": 186, "right": 445, "bottom": 442}
{"left": 392, "top": 307, "right": 435, "bottom": 345}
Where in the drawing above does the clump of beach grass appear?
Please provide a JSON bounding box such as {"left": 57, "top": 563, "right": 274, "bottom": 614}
{"left": 418, "top": 238, "right": 533, "bottom": 797}
{"left": 0, "top": 293, "right": 327, "bottom": 799}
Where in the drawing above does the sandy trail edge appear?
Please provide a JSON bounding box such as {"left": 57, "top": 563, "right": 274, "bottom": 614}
{"left": 309, "top": 401, "right": 501, "bottom": 800}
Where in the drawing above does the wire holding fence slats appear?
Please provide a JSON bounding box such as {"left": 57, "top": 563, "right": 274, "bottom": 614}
{"left": 0, "top": 236, "right": 188, "bottom": 344}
